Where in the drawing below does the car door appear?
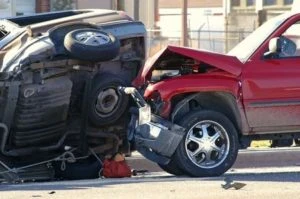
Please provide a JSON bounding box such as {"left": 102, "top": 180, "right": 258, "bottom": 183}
{"left": 242, "top": 19, "right": 300, "bottom": 133}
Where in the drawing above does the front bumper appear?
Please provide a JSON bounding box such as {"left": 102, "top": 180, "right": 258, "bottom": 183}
{"left": 121, "top": 87, "right": 185, "bottom": 165}
{"left": 129, "top": 111, "right": 185, "bottom": 165}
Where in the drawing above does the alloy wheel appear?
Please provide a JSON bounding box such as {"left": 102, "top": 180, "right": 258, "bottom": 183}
{"left": 184, "top": 120, "right": 230, "bottom": 169}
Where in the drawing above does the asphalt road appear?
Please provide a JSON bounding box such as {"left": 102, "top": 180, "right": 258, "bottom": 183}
{"left": 1, "top": 167, "right": 300, "bottom": 199}
{"left": 1, "top": 147, "right": 300, "bottom": 199}
{"left": 127, "top": 147, "right": 300, "bottom": 172}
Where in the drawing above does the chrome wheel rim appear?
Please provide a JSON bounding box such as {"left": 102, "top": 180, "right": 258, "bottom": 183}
{"left": 184, "top": 120, "right": 230, "bottom": 169}
{"left": 95, "top": 88, "right": 119, "bottom": 116}
{"left": 75, "top": 31, "right": 110, "bottom": 46}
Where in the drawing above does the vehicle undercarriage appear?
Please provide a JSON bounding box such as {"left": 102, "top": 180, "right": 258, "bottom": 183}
{"left": 0, "top": 11, "right": 146, "bottom": 182}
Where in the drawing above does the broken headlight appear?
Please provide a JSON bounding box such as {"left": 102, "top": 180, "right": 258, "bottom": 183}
{"left": 138, "top": 105, "right": 151, "bottom": 125}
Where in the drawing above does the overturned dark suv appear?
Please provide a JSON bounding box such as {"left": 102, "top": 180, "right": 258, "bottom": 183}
{"left": 0, "top": 9, "right": 146, "bottom": 182}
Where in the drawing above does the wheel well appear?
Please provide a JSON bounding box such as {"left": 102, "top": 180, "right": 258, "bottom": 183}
{"left": 171, "top": 92, "right": 242, "bottom": 135}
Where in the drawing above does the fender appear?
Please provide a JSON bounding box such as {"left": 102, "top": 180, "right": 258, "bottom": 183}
{"left": 144, "top": 73, "right": 240, "bottom": 102}
{"left": 143, "top": 73, "right": 250, "bottom": 134}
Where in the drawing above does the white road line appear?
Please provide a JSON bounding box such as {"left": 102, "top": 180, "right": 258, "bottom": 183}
{"left": 128, "top": 148, "right": 300, "bottom": 160}
{"left": 227, "top": 166, "right": 300, "bottom": 174}
{"left": 239, "top": 147, "right": 300, "bottom": 154}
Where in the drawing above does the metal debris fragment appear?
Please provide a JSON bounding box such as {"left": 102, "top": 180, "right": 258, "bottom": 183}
{"left": 222, "top": 177, "right": 246, "bottom": 190}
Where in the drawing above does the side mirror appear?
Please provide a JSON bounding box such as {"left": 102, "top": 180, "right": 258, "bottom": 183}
{"left": 264, "top": 37, "right": 281, "bottom": 58}
{"left": 268, "top": 37, "right": 281, "bottom": 54}
{"left": 264, "top": 36, "right": 297, "bottom": 59}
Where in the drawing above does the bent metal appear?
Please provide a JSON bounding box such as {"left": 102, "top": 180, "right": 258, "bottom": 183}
{"left": 2, "top": 9, "right": 300, "bottom": 182}
{"left": 125, "top": 10, "right": 300, "bottom": 177}
{"left": 0, "top": 9, "right": 146, "bottom": 182}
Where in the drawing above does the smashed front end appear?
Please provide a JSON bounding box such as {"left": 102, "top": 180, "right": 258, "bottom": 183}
{"left": 120, "top": 87, "right": 185, "bottom": 165}
{"left": 125, "top": 45, "right": 242, "bottom": 165}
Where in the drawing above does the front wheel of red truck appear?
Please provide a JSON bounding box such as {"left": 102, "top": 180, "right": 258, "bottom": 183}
{"left": 158, "top": 158, "right": 185, "bottom": 176}
{"left": 174, "top": 110, "right": 239, "bottom": 177}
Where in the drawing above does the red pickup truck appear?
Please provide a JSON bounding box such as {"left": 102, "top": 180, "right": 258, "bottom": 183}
{"left": 125, "top": 11, "right": 300, "bottom": 177}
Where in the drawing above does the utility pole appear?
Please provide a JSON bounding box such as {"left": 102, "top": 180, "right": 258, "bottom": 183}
{"left": 134, "top": 0, "right": 139, "bottom": 20}
{"left": 114, "top": 0, "right": 125, "bottom": 11}
{"left": 181, "top": 0, "right": 188, "bottom": 47}
{"left": 224, "top": 0, "right": 229, "bottom": 53}
{"left": 154, "top": 0, "right": 159, "bottom": 28}
{"left": 256, "top": 0, "right": 266, "bottom": 28}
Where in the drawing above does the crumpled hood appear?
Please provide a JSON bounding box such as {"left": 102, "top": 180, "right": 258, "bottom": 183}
{"left": 133, "top": 45, "right": 242, "bottom": 87}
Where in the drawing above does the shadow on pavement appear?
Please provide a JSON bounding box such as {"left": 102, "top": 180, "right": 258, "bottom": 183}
{"left": 1, "top": 169, "right": 300, "bottom": 192}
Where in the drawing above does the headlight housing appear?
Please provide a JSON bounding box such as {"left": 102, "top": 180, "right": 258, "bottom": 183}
{"left": 138, "top": 105, "right": 151, "bottom": 125}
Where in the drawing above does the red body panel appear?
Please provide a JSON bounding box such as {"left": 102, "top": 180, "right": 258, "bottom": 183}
{"left": 241, "top": 14, "right": 300, "bottom": 131}
{"left": 134, "top": 12, "right": 300, "bottom": 135}
{"left": 144, "top": 73, "right": 240, "bottom": 118}
{"left": 242, "top": 58, "right": 300, "bottom": 129}
{"left": 133, "top": 45, "right": 242, "bottom": 87}
{"left": 144, "top": 73, "right": 239, "bottom": 101}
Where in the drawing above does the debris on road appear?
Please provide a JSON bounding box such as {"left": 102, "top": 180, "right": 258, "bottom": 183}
{"left": 131, "top": 169, "right": 149, "bottom": 176}
{"left": 222, "top": 178, "right": 246, "bottom": 190}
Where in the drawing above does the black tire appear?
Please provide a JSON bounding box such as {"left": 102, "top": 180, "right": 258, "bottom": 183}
{"left": 88, "top": 73, "right": 129, "bottom": 126}
{"left": 239, "top": 137, "right": 251, "bottom": 149}
{"left": 270, "top": 139, "right": 293, "bottom": 147}
{"left": 53, "top": 156, "right": 101, "bottom": 180}
{"left": 158, "top": 158, "right": 185, "bottom": 176}
{"left": 64, "top": 28, "right": 120, "bottom": 62}
{"left": 295, "top": 139, "right": 300, "bottom": 146}
{"left": 174, "top": 110, "right": 239, "bottom": 177}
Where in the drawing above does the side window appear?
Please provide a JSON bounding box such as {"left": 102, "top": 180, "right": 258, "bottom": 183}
{"left": 279, "top": 21, "right": 300, "bottom": 58}
{"left": 0, "top": 25, "right": 9, "bottom": 41}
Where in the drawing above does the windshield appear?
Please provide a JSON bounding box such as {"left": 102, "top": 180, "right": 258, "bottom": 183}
{"left": 228, "top": 12, "right": 293, "bottom": 62}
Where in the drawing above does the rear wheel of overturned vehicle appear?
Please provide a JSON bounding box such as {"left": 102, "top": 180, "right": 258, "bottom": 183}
{"left": 158, "top": 158, "right": 185, "bottom": 176}
{"left": 64, "top": 28, "right": 120, "bottom": 62}
{"left": 88, "top": 73, "right": 129, "bottom": 126}
{"left": 173, "top": 110, "right": 239, "bottom": 177}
